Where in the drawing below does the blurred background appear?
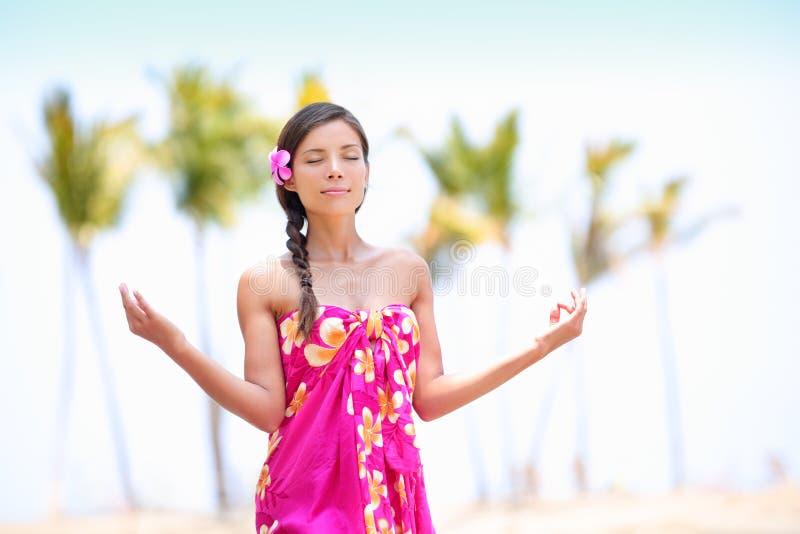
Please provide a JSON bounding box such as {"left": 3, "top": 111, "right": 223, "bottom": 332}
{"left": 1, "top": 1, "right": 798, "bottom": 532}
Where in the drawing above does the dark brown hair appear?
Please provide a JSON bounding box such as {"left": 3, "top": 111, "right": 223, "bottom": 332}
{"left": 274, "top": 103, "right": 370, "bottom": 340}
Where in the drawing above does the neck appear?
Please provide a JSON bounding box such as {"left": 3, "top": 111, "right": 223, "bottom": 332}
{"left": 304, "top": 213, "right": 366, "bottom": 263}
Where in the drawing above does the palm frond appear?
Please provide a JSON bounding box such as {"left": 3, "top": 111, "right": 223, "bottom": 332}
{"left": 37, "top": 88, "right": 142, "bottom": 248}
{"left": 407, "top": 108, "right": 522, "bottom": 266}
{"left": 155, "top": 64, "right": 279, "bottom": 227}
{"left": 585, "top": 139, "right": 635, "bottom": 199}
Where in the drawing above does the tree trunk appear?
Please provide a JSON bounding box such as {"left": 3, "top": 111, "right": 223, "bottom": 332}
{"left": 496, "top": 246, "right": 515, "bottom": 498}
{"left": 462, "top": 399, "right": 489, "bottom": 500}
{"left": 573, "top": 340, "right": 589, "bottom": 493}
{"left": 77, "top": 245, "right": 137, "bottom": 510}
{"left": 194, "top": 224, "right": 228, "bottom": 511}
{"left": 454, "top": 255, "right": 489, "bottom": 501}
{"left": 529, "top": 285, "right": 589, "bottom": 494}
{"left": 50, "top": 239, "right": 78, "bottom": 516}
{"left": 526, "top": 295, "right": 590, "bottom": 495}
{"left": 653, "top": 251, "right": 685, "bottom": 488}
{"left": 526, "top": 351, "right": 566, "bottom": 496}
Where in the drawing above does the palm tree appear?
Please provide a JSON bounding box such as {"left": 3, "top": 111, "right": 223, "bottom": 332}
{"left": 38, "top": 88, "right": 142, "bottom": 514}
{"left": 573, "top": 140, "right": 636, "bottom": 284}
{"left": 640, "top": 178, "right": 688, "bottom": 489}
{"left": 153, "top": 64, "right": 278, "bottom": 511}
{"left": 526, "top": 140, "right": 635, "bottom": 495}
{"left": 526, "top": 138, "right": 733, "bottom": 495}
{"left": 574, "top": 140, "right": 637, "bottom": 492}
{"left": 630, "top": 177, "right": 736, "bottom": 489}
{"left": 405, "top": 112, "right": 518, "bottom": 264}
{"left": 403, "top": 111, "right": 521, "bottom": 499}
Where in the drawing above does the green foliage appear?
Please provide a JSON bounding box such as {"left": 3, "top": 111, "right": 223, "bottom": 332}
{"left": 154, "top": 64, "right": 279, "bottom": 228}
{"left": 639, "top": 177, "right": 688, "bottom": 249}
{"left": 573, "top": 140, "right": 720, "bottom": 282}
{"left": 416, "top": 196, "right": 505, "bottom": 265}
{"left": 37, "top": 88, "right": 141, "bottom": 249}
{"left": 572, "top": 139, "right": 637, "bottom": 284}
{"left": 585, "top": 139, "right": 635, "bottom": 198}
{"left": 408, "top": 110, "right": 521, "bottom": 266}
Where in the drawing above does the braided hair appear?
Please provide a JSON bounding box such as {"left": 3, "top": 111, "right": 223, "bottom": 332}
{"left": 274, "top": 103, "right": 370, "bottom": 340}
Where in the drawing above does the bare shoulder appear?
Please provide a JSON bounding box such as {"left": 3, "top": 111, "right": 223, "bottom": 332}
{"left": 237, "top": 255, "right": 292, "bottom": 321}
{"left": 378, "top": 246, "right": 424, "bottom": 267}
{"left": 379, "top": 246, "right": 431, "bottom": 302}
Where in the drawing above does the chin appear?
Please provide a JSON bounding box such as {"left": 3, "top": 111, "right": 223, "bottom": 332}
{"left": 307, "top": 204, "right": 361, "bottom": 217}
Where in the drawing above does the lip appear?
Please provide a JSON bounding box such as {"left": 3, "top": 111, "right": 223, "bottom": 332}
{"left": 321, "top": 188, "right": 349, "bottom": 195}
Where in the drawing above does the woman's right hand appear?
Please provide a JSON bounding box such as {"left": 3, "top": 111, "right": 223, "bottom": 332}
{"left": 119, "top": 282, "right": 186, "bottom": 354}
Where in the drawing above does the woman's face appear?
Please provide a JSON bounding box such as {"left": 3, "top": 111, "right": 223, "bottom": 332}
{"left": 283, "top": 119, "right": 369, "bottom": 216}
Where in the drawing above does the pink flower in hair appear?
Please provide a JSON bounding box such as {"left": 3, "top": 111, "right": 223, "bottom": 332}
{"left": 270, "top": 147, "right": 292, "bottom": 186}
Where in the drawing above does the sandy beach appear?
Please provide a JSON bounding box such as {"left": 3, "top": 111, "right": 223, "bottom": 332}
{"left": 4, "top": 484, "right": 799, "bottom": 533}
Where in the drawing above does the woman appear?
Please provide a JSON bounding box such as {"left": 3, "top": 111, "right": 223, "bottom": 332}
{"left": 119, "top": 102, "right": 588, "bottom": 533}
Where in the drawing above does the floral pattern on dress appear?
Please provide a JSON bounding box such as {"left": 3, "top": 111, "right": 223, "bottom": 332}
{"left": 254, "top": 303, "right": 434, "bottom": 533}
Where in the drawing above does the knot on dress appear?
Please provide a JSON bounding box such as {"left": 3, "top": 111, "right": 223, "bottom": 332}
{"left": 365, "top": 309, "right": 384, "bottom": 341}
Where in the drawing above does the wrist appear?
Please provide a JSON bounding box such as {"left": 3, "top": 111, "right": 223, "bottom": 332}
{"left": 160, "top": 330, "right": 188, "bottom": 359}
{"left": 535, "top": 328, "right": 562, "bottom": 358}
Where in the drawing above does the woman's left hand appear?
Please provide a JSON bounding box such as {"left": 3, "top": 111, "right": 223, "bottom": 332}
{"left": 543, "top": 287, "right": 588, "bottom": 350}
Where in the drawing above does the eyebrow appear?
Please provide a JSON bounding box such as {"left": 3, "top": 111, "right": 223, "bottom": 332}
{"left": 301, "top": 144, "right": 361, "bottom": 155}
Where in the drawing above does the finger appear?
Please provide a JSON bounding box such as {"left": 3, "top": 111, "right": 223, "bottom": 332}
{"left": 119, "top": 283, "right": 137, "bottom": 311}
{"left": 574, "top": 287, "right": 586, "bottom": 311}
{"left": 133, "top": 290, "right": 153, "bottom": 317}
{"left": 549, "top": 305, "right": 560, "bottom": 325}
{"left": 571, "top": 289, "right": 582, "bottom": 309}
{"left": 119, "top": 283, "right": 146, "bottom": 319}
{"left": 550, "top": 301, "right": 575, "bottom": 324}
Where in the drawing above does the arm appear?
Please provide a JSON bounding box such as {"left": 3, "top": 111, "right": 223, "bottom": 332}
{"left": 118, "top": 264, "right": 286, "bottom": 433}
{"left": 409, "top": 256, "right": 588, "bottom": 422}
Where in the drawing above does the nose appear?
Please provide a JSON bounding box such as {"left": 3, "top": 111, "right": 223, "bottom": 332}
{"left": 327, "top": 157, "right": 344, "bottom": 179}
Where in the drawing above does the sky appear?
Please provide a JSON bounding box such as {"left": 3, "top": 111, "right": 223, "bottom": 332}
{"left": 1, "top": 0, "right": 799, "bottom": 522}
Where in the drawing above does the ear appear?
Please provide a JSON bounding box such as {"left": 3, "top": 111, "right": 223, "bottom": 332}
{"left": 282, "top": 177, "right": 296, "bottom": 192}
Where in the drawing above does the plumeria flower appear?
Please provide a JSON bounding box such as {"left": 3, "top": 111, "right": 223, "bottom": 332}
{"left": 270, "top": 147, "right": 292, "bottom": 186}
{"left": 358, "top": 406, "right": 383, "bottom": 455}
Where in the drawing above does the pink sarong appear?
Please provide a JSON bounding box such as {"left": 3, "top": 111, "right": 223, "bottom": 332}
{"left": 255, "top": 303, "right": 435, "bottom": 533}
